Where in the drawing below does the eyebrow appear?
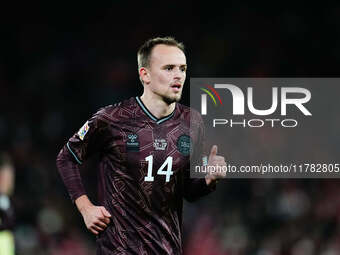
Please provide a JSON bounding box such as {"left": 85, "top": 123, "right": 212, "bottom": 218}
{"left": 162, "top": 64, "right": 187, "bottom": 68}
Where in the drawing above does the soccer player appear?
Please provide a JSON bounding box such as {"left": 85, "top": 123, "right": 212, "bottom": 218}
{"left": 56, "top": 37, "right": 226, "bottom": 254}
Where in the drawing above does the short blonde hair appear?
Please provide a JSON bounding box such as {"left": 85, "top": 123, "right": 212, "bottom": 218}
{"left": 137, "top": 36, "right": 185, "bottom": 70}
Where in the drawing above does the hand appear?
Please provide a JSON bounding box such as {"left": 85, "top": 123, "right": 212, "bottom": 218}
{"left": 76, "top": 196, "right": 111, "bottom": 235}
{"left": 80, "top": 204, "right": 111, "bottom": 235}
{"left": 205, "top": 145, "right": 227, "bottom": 185}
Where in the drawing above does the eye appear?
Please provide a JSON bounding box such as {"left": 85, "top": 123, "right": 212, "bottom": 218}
{"left": 181, "top": 67, "right": 187, "bottom": 72}
{"left": 166, "top": 66, "right": 173, "bottom": 71}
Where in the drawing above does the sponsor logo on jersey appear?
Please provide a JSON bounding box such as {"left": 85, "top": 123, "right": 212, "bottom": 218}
{"left": 177, "top": 135, "right": 192, "bottom": 156}
{"left": 126, "top": 133, "right": 139, "bottom": 151}
{"left": 77, "top": 121, "right": 89, "bottom": 140}
{"left": 154, "top": 139, "right": 167, "bottom": 151}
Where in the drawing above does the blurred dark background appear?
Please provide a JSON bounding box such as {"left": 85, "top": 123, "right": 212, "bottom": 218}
{"left": 1, "top": 1, "right": 340, "bottom": 254}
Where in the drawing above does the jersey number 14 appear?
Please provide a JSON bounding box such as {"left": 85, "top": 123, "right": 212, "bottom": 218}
{"left": 144, "top": 155, "right": 173, "bottom": 182}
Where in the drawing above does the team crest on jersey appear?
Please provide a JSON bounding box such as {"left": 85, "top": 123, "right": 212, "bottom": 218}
{"left": 154, "top": 139, "right": 167, "bottom": 151}
{"left": 177, "top": 135, "right": 192, "bottom": 156}
{"left": 126, "top": 133, "right": 139, "bottom": 151}
{"left": 77, "top": 121, "right": 89, "bottom": 140}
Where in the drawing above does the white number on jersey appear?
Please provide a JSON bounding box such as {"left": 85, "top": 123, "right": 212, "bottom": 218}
{"left": 144, "top": 155, "right": 173, "bottom": 182}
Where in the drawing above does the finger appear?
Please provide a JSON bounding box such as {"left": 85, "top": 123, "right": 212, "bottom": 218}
{"left": 216, "top": 160, "right": 226, "bottom": 166}
{"left": 95, "top": 220, "right": 107, "bottom": 228}
{"left": 214, "top": 156, "right": 225, "bottom": 161}
{"left": 214, "top": 157, "right": 226, "bottom": 163}
{"left": 103, "top": 217, "right": 111, "bottom": 224}
{"left": 100, "top": 207, "right": 112, "bottom": 218}
{"left": 209, "top": 145, "right": 218, "bottom": 159}
{"left": 92, "top": 224, "right": 104, "bottom": 232}
{"left": 208, "top": 170, "right": 226, "bottom": 178}
{"left": 216, "top": 172, "right": 226, "bottom": 178}
{"left": 209, "top": 161, "right": 225, "bottom": 168}
{"left": 90, "top": 229, "right": 99, "bottom": 235}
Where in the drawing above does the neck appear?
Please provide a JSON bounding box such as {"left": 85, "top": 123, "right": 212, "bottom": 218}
{"left": 140, "top": 92, "right": 176, "bottom": 119}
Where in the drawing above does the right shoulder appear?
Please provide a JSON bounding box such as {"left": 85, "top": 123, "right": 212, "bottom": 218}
{"left": 93, "top": 97, "right": 136, "bottom": 123}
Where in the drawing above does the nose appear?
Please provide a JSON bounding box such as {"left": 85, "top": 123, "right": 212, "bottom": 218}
{"left": 174, "top": 67, "right": 185, "bottom": 80}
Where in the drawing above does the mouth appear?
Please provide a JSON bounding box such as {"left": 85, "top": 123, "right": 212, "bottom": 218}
{"left": 171, "top": 83, "right": 182, "bottom": 91}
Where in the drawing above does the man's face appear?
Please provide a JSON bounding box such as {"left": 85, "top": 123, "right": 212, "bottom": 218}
{"left": 143, "top": 44, "right": 187, "bottom": 104}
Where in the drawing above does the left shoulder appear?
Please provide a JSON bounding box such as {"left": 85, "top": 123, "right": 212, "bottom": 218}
{"left": 176, "top": 103, "right": 202, "bottom": 123}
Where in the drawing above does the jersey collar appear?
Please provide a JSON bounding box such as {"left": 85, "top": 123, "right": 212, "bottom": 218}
{"left": 135, "top": 96, "right": 175, "bottom": 124}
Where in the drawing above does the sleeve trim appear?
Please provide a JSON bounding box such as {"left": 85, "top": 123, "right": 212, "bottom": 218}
{"left": 66, "top": 142, "right": 83, "bottom": 165}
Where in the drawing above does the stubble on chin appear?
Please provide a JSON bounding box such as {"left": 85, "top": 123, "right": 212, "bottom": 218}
{"left": 163, "top": 93, "right": 182, "bottom": 105}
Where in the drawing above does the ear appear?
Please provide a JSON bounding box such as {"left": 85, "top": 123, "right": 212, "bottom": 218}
{"left": 139, "top": 67, "right": 151, "bottom": 85}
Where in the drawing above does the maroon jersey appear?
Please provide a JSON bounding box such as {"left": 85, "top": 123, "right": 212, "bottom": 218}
{"left": 56, "top": 97, "right": 214, "bottom": 255}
